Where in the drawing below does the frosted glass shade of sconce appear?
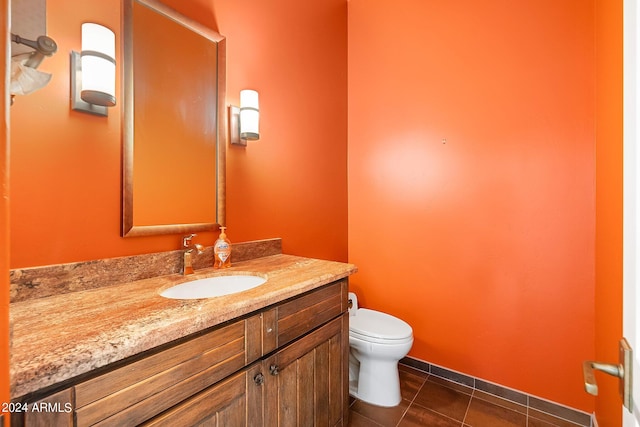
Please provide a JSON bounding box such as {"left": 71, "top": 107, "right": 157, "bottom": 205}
{"left": 239, "top": 89, "right": 259, "bottom": 140}
{"left": 80, "top": 23, "right": 116, "bottom": 106}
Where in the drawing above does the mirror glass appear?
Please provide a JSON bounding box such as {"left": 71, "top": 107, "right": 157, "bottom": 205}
{"left": 122, "top": 0, "right": 226, "bottom": 237}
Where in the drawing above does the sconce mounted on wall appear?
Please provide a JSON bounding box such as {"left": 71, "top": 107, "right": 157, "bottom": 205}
{"left": 71, "top": 23, "right": 116, "bottom": 117}
{"left": 229, "top": 89, "right": 260, "bottom": 146}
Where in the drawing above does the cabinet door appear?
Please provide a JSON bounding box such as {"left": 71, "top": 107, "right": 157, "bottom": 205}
{"left": 264, "top": 313, "right": 347, "bottom": 427}
{"left": 142, "top": 362, "right": 264, "bottom": 427}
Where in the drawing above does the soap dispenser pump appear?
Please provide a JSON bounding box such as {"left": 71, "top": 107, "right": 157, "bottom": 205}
{"left": 213, "top": 226, "right": 232, "bottom": 269}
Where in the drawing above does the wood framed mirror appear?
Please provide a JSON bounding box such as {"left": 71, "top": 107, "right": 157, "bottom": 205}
{"left": 121, "top": 0, "right": 226, "bottom": 237}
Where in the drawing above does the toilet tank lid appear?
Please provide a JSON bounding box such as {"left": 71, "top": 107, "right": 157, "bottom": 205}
{"left": 350, "top": 308, "right": 413, "bottom": 340}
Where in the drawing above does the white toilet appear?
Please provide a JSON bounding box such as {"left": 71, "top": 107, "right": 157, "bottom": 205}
{"left": 348, "top": 292, "right": 414, "bottom": 407}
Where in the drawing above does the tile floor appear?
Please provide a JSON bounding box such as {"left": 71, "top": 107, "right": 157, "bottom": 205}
{"left": 348, "top": 364, "right": 587, "bottom": 427}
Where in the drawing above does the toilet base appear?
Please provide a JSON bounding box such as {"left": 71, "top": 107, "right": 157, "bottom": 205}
{"left": 349, "top": 351, "right": 402, "bottom": 407}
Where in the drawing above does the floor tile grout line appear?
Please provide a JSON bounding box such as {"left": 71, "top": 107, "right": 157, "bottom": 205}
{"left": 419, "top": 370, "right": 588, "bottom": 427}
{"left": 351, "top": 366, "right": 590, "bottom": 427}
{"left": 427, "top": 373, "right": 473, "bottom": 425}
{"left": 404, "top": 362, "right": 593, "bottom": 427}
{"left": 349, "top": 401, "right": 386, "bottom": 427}
{"left": 462, "top": 389, "right": 474, "bottom": 425}
{"left": 404, "top": 399, "right": 470, "bottom": 427}
{"left": 395, "top": 373, "right": 428, "bottom": 427}
{"left": 471, "top": 387, "right": 529, "bottom": 415}
{"left": 411, "top": 374, "right": 475, "bottom": 427}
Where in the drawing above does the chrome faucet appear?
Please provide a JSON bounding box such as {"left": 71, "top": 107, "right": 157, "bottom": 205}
{"left": 182, "top": 234, "right": 204, "bottom": 275}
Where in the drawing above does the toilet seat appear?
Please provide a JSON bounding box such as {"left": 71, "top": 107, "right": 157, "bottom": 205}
{"left": 350, "top": 308, "right": 413, "bottom": 342}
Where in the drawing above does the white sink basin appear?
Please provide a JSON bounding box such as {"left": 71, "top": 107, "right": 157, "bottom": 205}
{"left": 160, "top": 275, "right": 267, "bottom": 299}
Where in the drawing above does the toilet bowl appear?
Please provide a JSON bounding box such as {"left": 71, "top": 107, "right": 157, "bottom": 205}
{"left": 348, "top": 292, "right": 413, "bottom": 407}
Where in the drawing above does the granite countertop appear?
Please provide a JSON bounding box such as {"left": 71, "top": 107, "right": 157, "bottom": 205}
{"left": 10, "top": 254, "right": 357, "bottom": 399}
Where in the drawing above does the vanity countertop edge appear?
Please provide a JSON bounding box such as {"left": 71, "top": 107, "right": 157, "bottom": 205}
{"left": 9, "top": 253, "right": 358, "bottom": 400}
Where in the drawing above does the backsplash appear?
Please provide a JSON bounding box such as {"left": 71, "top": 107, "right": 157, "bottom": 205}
{"left": 10, "top": 238, "right": 282, "bottom": 303}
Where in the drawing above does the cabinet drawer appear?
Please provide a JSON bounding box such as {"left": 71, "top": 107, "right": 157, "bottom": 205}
{"left": 265, "top": 280, "right": 347, "bottom": 352}
{"left": 75, "top": 313, "right": 262, "bottom": 426}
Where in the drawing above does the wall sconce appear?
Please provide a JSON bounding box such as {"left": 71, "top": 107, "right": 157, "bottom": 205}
{"left": 229, "top": 89, "right": 260, "bottom": 146}
{"left": 71, "top": 23, "right": 116, "bottom": 117}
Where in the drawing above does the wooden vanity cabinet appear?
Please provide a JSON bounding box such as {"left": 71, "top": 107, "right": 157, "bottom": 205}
{"left": 144, "top": 279, "right": 349, "bottom": 427}
{"left": 13, "top": 279, "right": 349, "bottom": 427}
{"left": 140, "top": 314, "right": 348, "bottom": 427}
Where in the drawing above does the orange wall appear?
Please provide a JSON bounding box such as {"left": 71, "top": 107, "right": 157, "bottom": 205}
{"left": 348, "top": 0, "right": 596, "bottom": 412}
{"left": 1, "top": 0, "right": 10, "bottom": 418}
{"left": 210, "top": 0, "right": 348, "bottom": 262}
{"left": 9, "top": 0, "right": 348, "bottom": 268}
{"left": 594, "top": 0, "right": 623, "bottom": 425}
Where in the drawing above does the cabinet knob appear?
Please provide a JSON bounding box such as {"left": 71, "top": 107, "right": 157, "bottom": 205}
{"left": 254, "top": 373, "right": 265, "bottom": 385}
{"left": 269, "top": 364, "right": 279, "bottom": 376}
